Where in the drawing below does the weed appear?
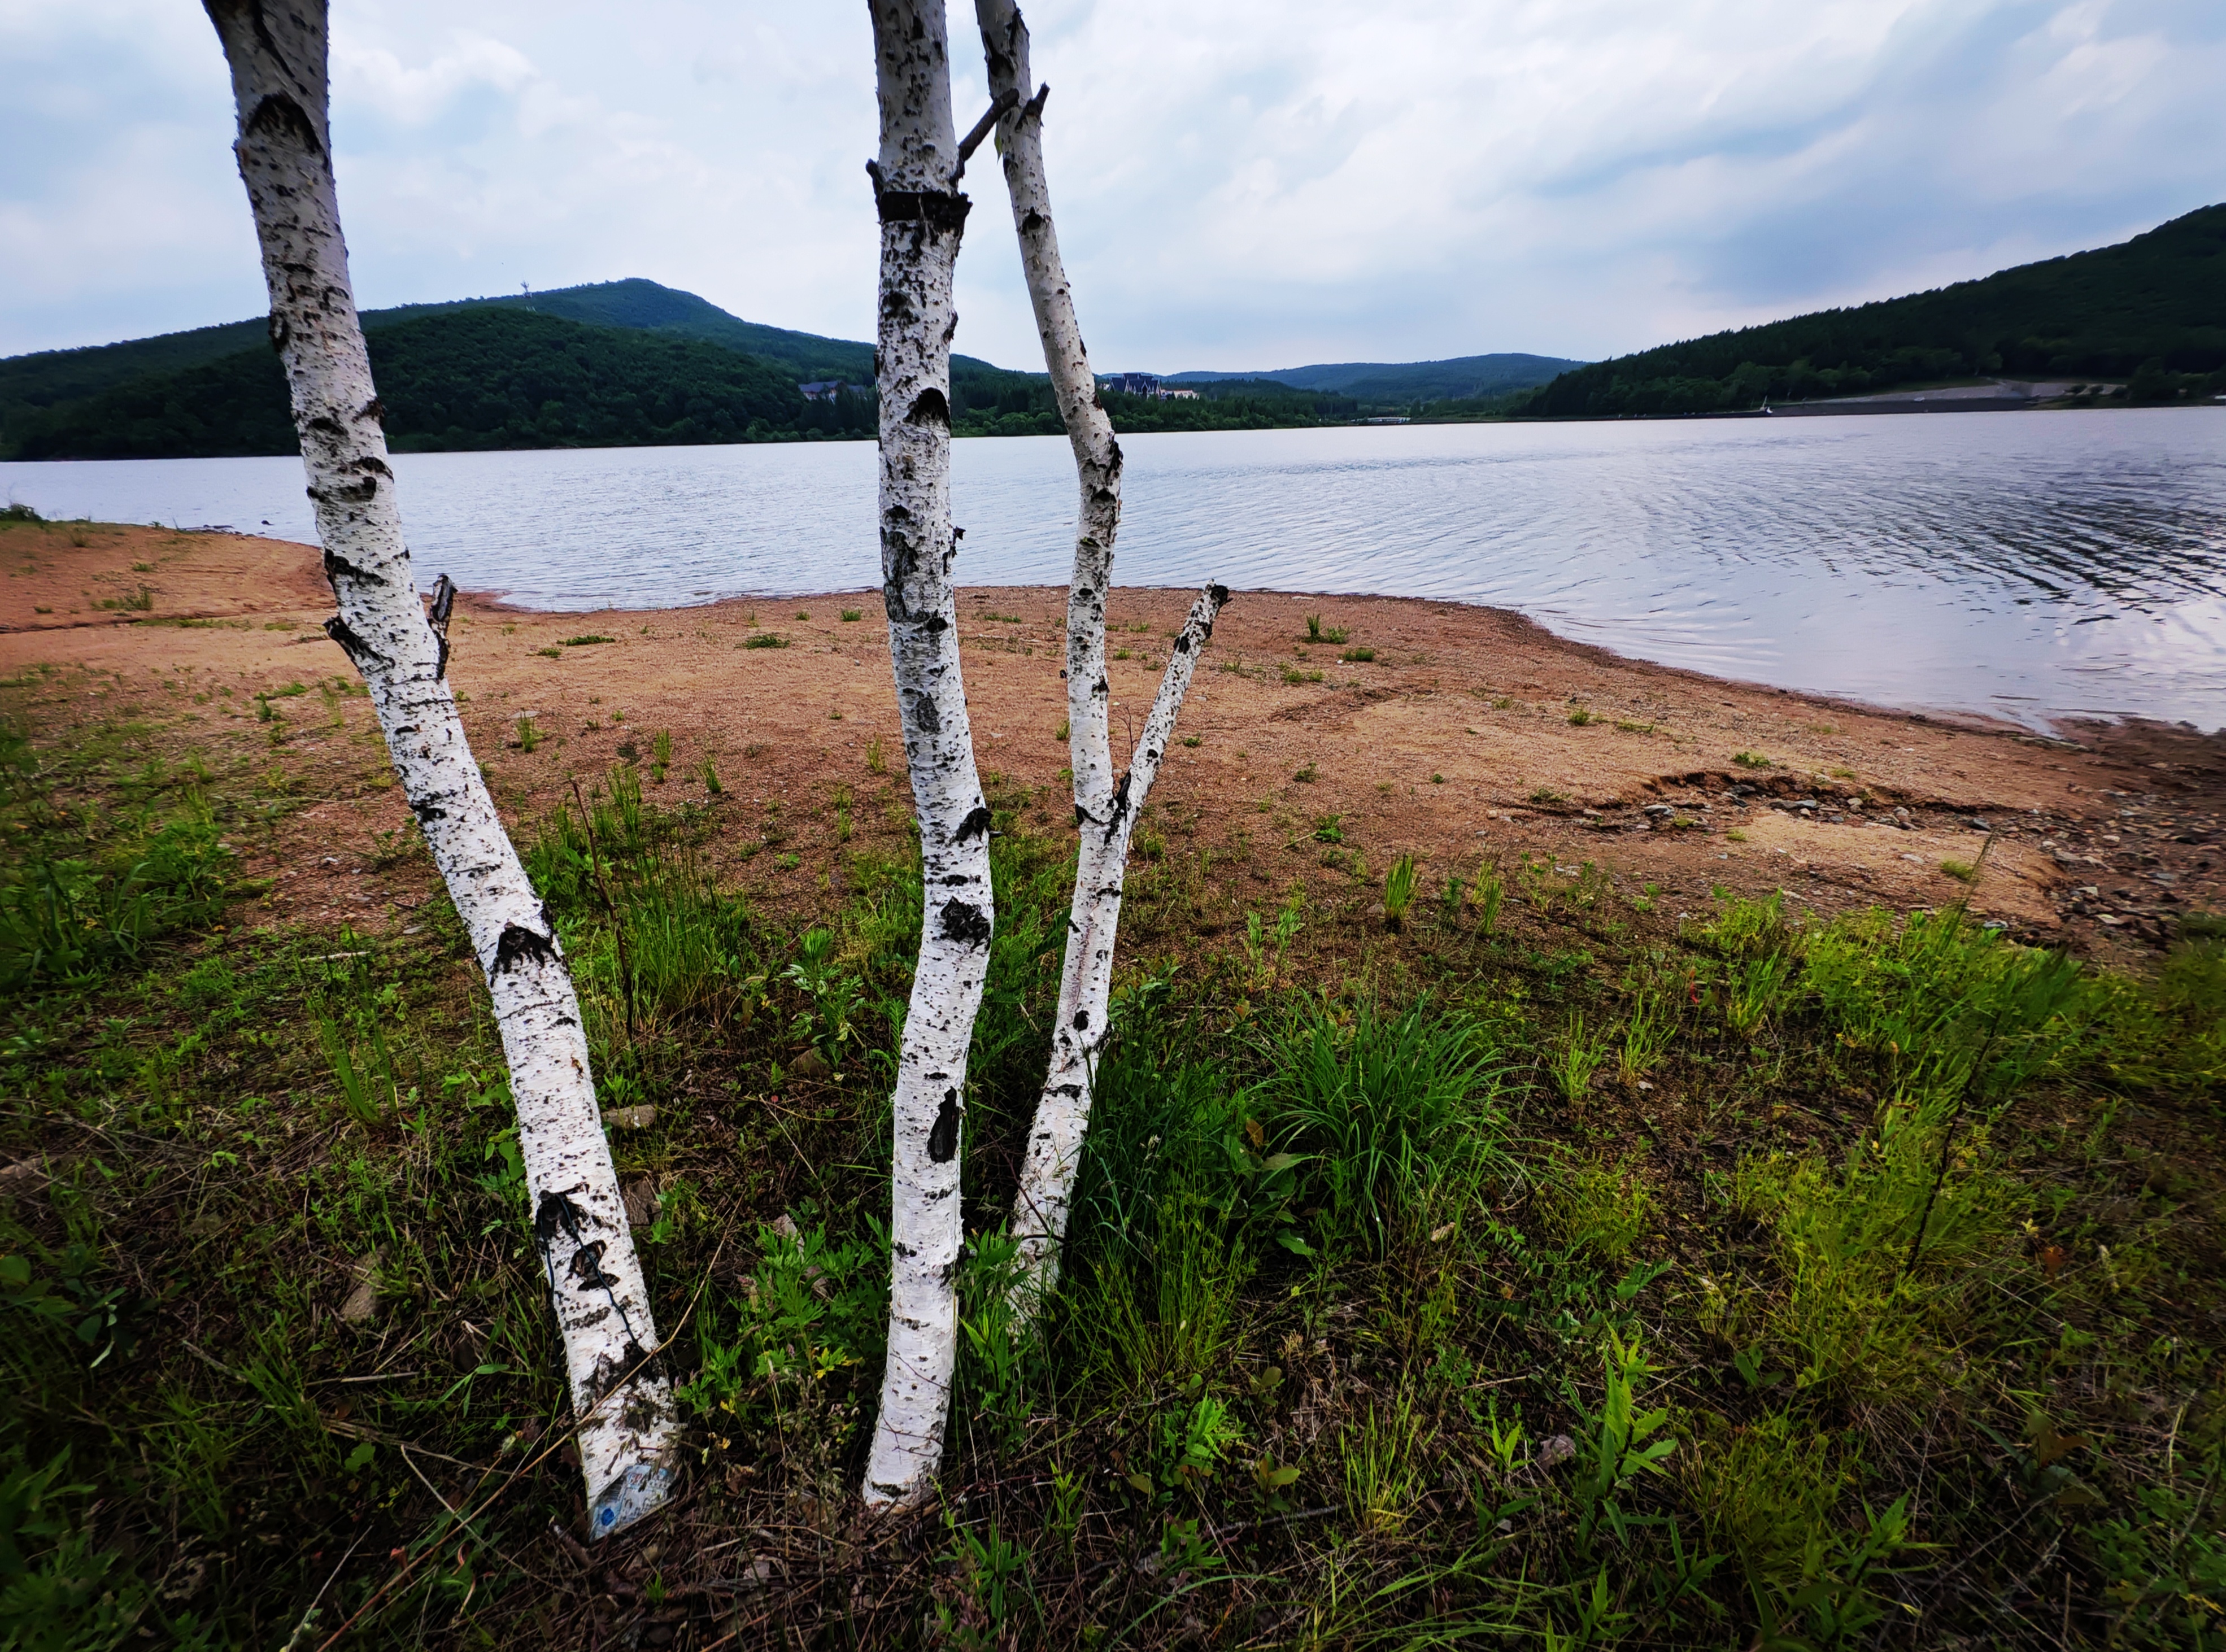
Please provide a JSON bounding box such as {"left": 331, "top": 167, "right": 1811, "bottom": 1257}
{"left": 1941, "top": 858, "right": 1976, "bottom": 882}
{"left": 866, "top": 736, "right": 886, "bottom": 774}
{"left": 561, "top": 634, "right": 614, "bottom": 647}
{"left": 1303, "top": 614, "right": 1348, "bottom": 644}
{"left": 1280, "top": 664, "right": 1324, "bottom": 685}
{"left": 650, "top": 729, "right": 673, "bottom": 785}
{"left": 1383, "top": 852, "right": 1419, "bottom": 929}
{"left": 742, "top": 633, "right": 789, "bottom": 650}
{"left": 1617, "top": 991, "right": 1674, "bottom": 1083}
{"left": 513, "top": 715, "right": 541, "bottom": 753}
{"left": 699, "top": 758, "right": 722, "bottom": 795}
{"left": 1530, "top": 786, "right": 1569, "bottom": 805}
{"left": 1544, "top": 1010, "right": 1609, "bottom": 1103}
{"left": 1312, "top": 814, "right": 1344, "bottom": 845}
{"left": 1293, "top": 762, "right": 1317, "bottom": 783}
{"left": 1540, "top": 1155, "right": 1654, "bottom": 1262}
{"left": 1733, "top": 750, "right": 1773, "bottom": 769}
{"left": 1568, "top": 706, "right": 1598, "bottom": 726}
{"left": 840, "top": 608, "right": 862, "bottom": 622}
{"left": 1341, "top": 646, "right": 1376, "bottom": 663}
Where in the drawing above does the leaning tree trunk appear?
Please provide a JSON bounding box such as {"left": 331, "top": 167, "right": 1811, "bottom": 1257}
{"left": 975, "top": 0, "right": 1228, "bottom": 1311}
{"left": 861, "top": 0, "right": 997, "bottom": 1508}
{"left": 203, "top": 0, "right": 674, "bottom": 1537}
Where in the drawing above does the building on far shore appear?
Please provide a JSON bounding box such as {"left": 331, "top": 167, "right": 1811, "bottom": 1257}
{"left": 798, "top": 380, "right": 848, "bottom": 402}
{"left": 1101, "top": 372, "right": 1200, "bottom": 400}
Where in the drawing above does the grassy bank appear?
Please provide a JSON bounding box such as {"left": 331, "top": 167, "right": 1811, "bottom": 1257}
{"left": 2, "top": 677, "right": 2222, "bottom": 1650}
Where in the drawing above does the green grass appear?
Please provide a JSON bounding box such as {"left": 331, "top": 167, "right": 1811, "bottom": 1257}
{"left": 739, "top": 632, "right": 789, "bottom": 650}
{"left": 560, "top": 633, "right": 615, "bottom": 647}
{"left": 1, "top": 685, "right": 2221, "bottom": 1650}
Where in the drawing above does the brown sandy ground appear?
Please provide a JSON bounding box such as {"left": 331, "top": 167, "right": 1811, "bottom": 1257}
{"left": 3, "top": 521, "right": 2218, "bottom": 961}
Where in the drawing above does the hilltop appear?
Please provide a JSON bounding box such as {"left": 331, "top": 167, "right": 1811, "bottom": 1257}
{"left": 1524, "top": 202, "right": 2226, "bottom": 418}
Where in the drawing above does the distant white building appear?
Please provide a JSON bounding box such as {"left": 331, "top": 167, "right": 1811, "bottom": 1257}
{"left": 1105, "top": 372, "right": 1161, "bottom": 398}
{"left": 798, "top": 380, "right": 848, "bottom": 402}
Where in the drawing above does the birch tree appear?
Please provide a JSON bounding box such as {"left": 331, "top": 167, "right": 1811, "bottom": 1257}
{"left": 975, "top": 0, "right": 1229, "bottom": 1310}
{"left": 202, "top": 0, "right": 675, "bottom": 1538}
{"left": 860, "top": 0, "right": 999, "bottom": 1507}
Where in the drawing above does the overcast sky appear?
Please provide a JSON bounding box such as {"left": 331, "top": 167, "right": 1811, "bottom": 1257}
{"left": 3, "top": 0, "right": 2221, "bottom": 372}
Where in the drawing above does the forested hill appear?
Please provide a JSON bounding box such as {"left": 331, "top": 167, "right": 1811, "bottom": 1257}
{"left": 1523, "top": 203, "right": 2226, "bottom": 417}
{"left": 8, "top": 308, "right": 863, "bottom": 460}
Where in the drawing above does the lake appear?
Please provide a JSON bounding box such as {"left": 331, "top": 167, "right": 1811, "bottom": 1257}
{"left": 5, "top": 411, "right": 2222, "bottom": 732}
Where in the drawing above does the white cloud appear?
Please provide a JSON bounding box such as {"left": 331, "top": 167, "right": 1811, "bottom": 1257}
{"left": 1, "top": 0, "right": 2219, "bottom": 367}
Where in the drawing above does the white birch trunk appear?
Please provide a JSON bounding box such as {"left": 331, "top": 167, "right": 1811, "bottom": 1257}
{"left": 975, "top": 0, "right": 1229, "bottom": 1310}
{"left": 861, "top": 0, "right": 996, "bottom": 1508}
{"left": 203, "top": 0, "right": 674, "bottom": 1538}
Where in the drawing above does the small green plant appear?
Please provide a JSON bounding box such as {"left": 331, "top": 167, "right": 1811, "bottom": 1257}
{"left": 1303, "top": 614, "right": 1348, "bottom": 644}
{"left": 1568, "top": 705, "right": 1598, "bottom": 726}
{"left": 1724, "top": 951, "right": 1797, "bottom": 1036}
{"left": 1545, "top": 1010, "right": 1608, "bottom": 1102}
{"left": 866, "top": 737, "right": 886, "bottom": 774}
{"left": 1383, "top": 852, "right": 1419, "bottom": 929}
{"left": 699, "top": 759, "right": 722, "bottom": 795}
{"left": 795, "top": 609, "right": 811, "bottom": 620}
{"left": 742, "top": 633, "right": 789, "bottom": 650}
{"left": 561, "top": 634, "right": 615, "bottom": 647}
{"left": 1733, "top": 750, "right": 1773, "bottom": 769}
{"left": 1941, "top": 858, "right": 1976, "bottom": 882}
{"left": 513, "top": 715, "right": 542, "bottom": 753}
{"left": 1615, "top": 718, "right": 1658, "bottom": 734}
{"left": 1293, "top": 762, "right": 1317, "bottom": 783}
{"left": 1341, "top": 646, "right": 1375, "bottom": 663}
{"left": 650, "top": 729, "right": 673, "bottom": 785}
{"left": 840, "top": 608, "right": 862, "bottom": 621}
{"left": 1312, "top": 814, "right": 1344, "bottom": 844}
{"left": 1617, "top": 991, "right": 1674, "bottom": 1083}
{"left": 1540, "top": 1155, "right": 1655, "bottom": 1262}
{"left": 1529, "top": 786, "right": 1568, "bottom": 805}
{"left": 1181, "top": 734, "right": 1201, "bottom": 748}
{"left": 1280, "top": 663, "right": 1324, "bottom": 685}
{"left": 1566, "top": 1330, "right": 1678, "bottom": 1550}
{"left": 1055, "top": 717, "right": 1070, "bottom": 743}
{"left": 1473, "top": 863, "right": 1505, "bottom": 935}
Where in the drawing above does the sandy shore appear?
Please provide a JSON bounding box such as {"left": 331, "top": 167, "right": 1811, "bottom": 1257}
{"left": 3, "top": 520, "right": 2219, "bottom": 957}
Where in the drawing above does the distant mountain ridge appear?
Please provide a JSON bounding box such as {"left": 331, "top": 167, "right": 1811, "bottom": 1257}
{"left": 1168, "top": 353, "right": 1583, "bottom": 403}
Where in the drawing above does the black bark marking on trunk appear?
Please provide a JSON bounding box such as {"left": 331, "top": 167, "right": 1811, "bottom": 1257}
{"left": 242, "top": 91, "right": 324, "bottom": 158}
{"left": 407, "top": 798, "right": 447, "bottom": 823}
{"left": 310, "top": 477, "right": 377, "bottom": 505}
{"left": 909, "top": 690, "right": 942, "bottom": 736}
{"left": 875, "top": 189, "right": 973, "bottom": 233}
{"left": 321, "top": 547, "right": 387, "bottom": 589}
{"left": 953, "top": 803, "right": 994, "bottom": 843}
{"left": 568, "top": 1240, "right": 619, "bottom": 1292}
{"left": 938, "top": 898, "right": 991, "bottom": 947}
{"left": 535, "top": 1188, "right": 587, "bottom": 1247}
{"left": 323, "top": 614, "right": 381, "bottom": 669}
{"left": 265, "top": 312, "right": 290, "bottom": 354}
{"left": 355, "top": 455, "right": 393, "bottom": 478}
{"left": 1173, "top": 633, "right": 1191, "bottom": 655}
{"left": 1073, "top": 1008, "right": 1090, "bottom": 1030}
{"left": 928, "top": 1091, "right": 961, "bottom": 1163}
{"left": 905, "top": 389, "right": 951, "bottom": 428}
{"left": 495, "top": 922, "right": 558, "bottom": 974}
{"left": 1103, "top": 770, "right": 1134, "bottom": 845}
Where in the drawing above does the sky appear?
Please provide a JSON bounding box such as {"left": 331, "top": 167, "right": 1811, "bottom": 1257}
{"left": 2, "top": 0, "right": 2222, "bottom": 373}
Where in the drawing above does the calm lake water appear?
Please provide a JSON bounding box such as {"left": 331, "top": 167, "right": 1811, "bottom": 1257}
{"left": 5, "top": 411, "right": 2223, "bottom": 732}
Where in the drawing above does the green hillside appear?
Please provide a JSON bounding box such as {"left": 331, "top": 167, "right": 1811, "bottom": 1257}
{"left": 8, "top": 308, "right": 862, "bottom": 460}
{"left": 0, "top": 279, "right": 1024, "bottom": 458}
{"left": 1526, "top": 203, "right": 2226, "bottom": 417}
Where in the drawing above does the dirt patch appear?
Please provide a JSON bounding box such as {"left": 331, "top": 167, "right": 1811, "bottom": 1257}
{"left": 1, "top": 524, "right": 2218, "bottom": 956}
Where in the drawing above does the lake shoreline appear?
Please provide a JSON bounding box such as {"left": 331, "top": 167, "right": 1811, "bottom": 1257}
{"left": 4, "top": 520, "right": 2218, "bottom": 964}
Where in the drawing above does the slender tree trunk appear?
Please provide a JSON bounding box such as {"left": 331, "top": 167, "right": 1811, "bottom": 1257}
{"left": 861, "top": 0, "right": 995, "bottom": 1508}
{"left": 975, "top": 0, "right": 1229, "bottom": 1310}
{"left": 202, "top": 0, "right": 674, "bottom": 1538}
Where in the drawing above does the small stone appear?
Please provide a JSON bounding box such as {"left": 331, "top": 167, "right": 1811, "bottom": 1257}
{"left": 602, "top": 1104, "right": 657, "bottom": 1131}
{"left": 340, "top": 1248, "right": 383, "bottom": 1323}
{"left": 789, "top": 1047, "right": 831, "bottom": 1080}
{"left": 621, "top": 1176, "right": 659, "bottom": 1228}
{"left": 1536, "top": 1434, "right": 1576, "bottom": 1469}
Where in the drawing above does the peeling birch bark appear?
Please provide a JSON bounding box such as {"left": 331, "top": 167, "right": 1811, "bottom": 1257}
{"left": 202, "top": 0, "right": 674, "bottom": 1537}
{"left": 975, "top": 0, "right": 1229, "bottom": 1310}
{"left": 862, "top": 0, "right": 995, "bottom": 1508}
